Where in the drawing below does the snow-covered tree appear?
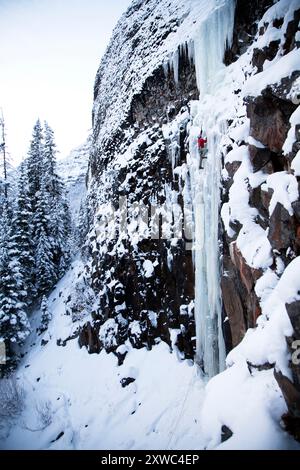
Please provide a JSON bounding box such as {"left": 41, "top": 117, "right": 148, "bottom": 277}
{"left": 39, "top": 295, "right": 52, "bottom": 332}
{"left": 0, "top": 202, "right": 30, "bottom": 371}
{"left": 33, "top": 174, "right": 57, "bottom": 294}
{"left": 43, "top": 121, "right": 71, "bottom": 277}
{"left": 11, "top": 162, "right": 35, "bottom": 299}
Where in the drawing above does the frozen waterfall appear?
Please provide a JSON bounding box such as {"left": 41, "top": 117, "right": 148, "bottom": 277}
{"left": 194, "top": 0, "right": 235, "bottom": 96}
{"left": 190, "top": 0, "right": 236, "bottom": 377}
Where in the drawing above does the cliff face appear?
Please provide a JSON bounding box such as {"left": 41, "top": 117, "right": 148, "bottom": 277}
{"left": 221, "top": 0, "right": 300, "bottom": 441}
{"left": 85, "top": 0, "right": 209, "bottom": 359}
{"left": 84, "top": 0, "right": 300, "bottom": 444}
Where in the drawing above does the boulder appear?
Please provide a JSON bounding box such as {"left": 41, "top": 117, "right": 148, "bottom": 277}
{"left": 230, "top": 242, "right": 257, "bottom": 294}
{"left": 268, "top": 202, "right": 295, "bottom": 251}
{"left": 274, "top": 369, "right": 300, "bottom": 418}
{"left": 221, "top": 254, "right": 247, "bottom": 347}
{"left": 78, "top": 321, "right": 101, "bottom": 354}
{"left": 225, "top": 160, "right": 242, "bottom": 178}
{"left": 286, "top": 301, "right": 300, "bottom": 338}
{"left": 221, "top": 424, "right": 233, "bottom": 443}
{"left": 120, "top": 377, "right": 136, "bottom": 388}
{"left": 252, "top": 40, "right": 279, "bottom": 72}
{"left": 247, "top": 92, "right": 296, "bottom": 153}
{"left": 248, "top": 144, "right": 274, "bottom": 172}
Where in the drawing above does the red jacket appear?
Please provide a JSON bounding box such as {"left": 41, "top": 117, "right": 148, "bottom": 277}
{"left": 198, "top": 137, "right": 207, "bottom": 149}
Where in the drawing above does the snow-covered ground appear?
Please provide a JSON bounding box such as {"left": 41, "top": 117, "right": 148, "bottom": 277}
{"left": 0, "top": 258, "right": 206, "bottom": 450}
{"left": 0, "top": 257, "right": 299, "bottom": 450}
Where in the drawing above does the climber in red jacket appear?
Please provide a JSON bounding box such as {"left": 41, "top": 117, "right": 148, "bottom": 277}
{"left": 197, "top": 134, "right": 207, "bottom": 150}
{"left": 198, "top": 130, "right": 207, "bottom": 169}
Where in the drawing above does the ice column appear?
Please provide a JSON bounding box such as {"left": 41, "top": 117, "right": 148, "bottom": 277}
{"left": 192, "top": 0, "right": 236, "bottom": 377}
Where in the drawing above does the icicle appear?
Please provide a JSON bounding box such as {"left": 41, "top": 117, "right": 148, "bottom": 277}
{"left": 162, "top": 60, "right": 169, "bottom": 78}
{"left": 172, "top": 48, "right": 180, "bottom": 85}
{"left": 194, "top": 0, "right": 236, "bottom": 95}
{"left": 187, "top": 39, "right": 195, "bottom": 65}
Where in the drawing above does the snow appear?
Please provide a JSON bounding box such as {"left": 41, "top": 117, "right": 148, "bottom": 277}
{"left": 283, "top": 105, "right": 300, "bottom": 155}
{"left": 201, "top": 366, "right": 298, "bottom": 450}
{"left": 225, "top": 144, "right": 248, "bottom": 163}
{"left": 243, "top": 47, "right": 300, "bottom": 98}
{"left": 264, "top": 171, "right": 299, "bottom": 216}
{"left": 99, "top": 319, "right": 118, "bottom": 351}
{"left": 142, "top": 260, "right": 154, "bottom": 278}
{"left": 0, "top": 261, "right": 206, "bottom": 450}
{"left": 57, "top": 139, "right": 90, "bottom": 222}
{"left": 291, "top": 149, "right": 300, "bottom": 176}
{"left": 228, "top": 119, "right": 250, "bottom": 143}
{"left": 259, "top": 0, "right": 293, "bottom": 26}
{"left": 200, "top": 257, "right": 300, "bottom": 450}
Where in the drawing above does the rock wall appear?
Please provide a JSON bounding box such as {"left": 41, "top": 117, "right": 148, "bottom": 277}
{"left": 83, "top": 8, "right": 199, "bottom": 359}
{"left": 221, "top": 0, "right": 300, "bottom": 441}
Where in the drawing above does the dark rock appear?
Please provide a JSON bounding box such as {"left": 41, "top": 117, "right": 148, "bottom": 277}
{"left": 56, "top": 329, "right": 79, "bottom": 348}
{"left": 225, "top": 160, "right": 241, "bottom": 178}
{"left": 247, "top": 361, "right": 275, "bottom": 372}
{"left": 252, "top": 40, "right": 280, "bottom": 72}
{"left": 275, "top": 369, "right": 300, "bottom": 418}
{"left": 292, "top": 201, "right": 300, "bottom": 223}
{"left": 286, "top": 301, "right": 300, "bottom": 338}
{"left": 230, "top": 242, "right": 257, "bottom": 294}
{"left": 282, "top": 8, "right": 300, "bottom": 55}
{"left": 51, "top": 431, "right": 64, "bottom": 443}
{"left": 261, "top": 187, "right": 273, "bottom": 213}
{"left": 221, "top": 424, "right": 233, "bottom": 443}
{"left": 114, "top": 349, "right": 128, "bottom": 366}
{"left": 249, "top": 187, "right": 269, "bottom": 224}
{"left": 120, "top": 377, "right": 136, "bottom": 388}
{"left": 247, "top": 92, "right": 296, "bottom": 153}
{"left": 221, "top": 257, "right": 246, "bottom": 347}
{"left": 78, "top": 322, "right": 101, "bottom": 354}
{"left": 268, "top": 202, "right": 296, "bottom": 251}
{"left": 224, "top": 0, "right": 274, "bottom": 65}
{"left": 175, "top": 307, "right": 195, "bottom": 360}
{"left": 248, "top": 144, "right": 275, "bottom": 172}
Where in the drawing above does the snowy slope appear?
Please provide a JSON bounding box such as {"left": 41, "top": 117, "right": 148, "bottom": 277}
{"left": 0, "top": 260, "right": 205, "bottom": 450}
{"left": 0, "top": 259, "right": 298, "bottom": 450}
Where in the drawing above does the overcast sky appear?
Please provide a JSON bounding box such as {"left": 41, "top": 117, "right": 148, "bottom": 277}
{"left": 0, "top": 0, "right": 132, "bottom": 165}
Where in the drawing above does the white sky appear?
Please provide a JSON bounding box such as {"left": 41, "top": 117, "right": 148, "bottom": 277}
{"left": 0, "top": 0, "right": 132, "bottom": 165}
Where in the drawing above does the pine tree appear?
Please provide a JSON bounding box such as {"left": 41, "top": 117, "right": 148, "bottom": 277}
{"left": 39, "top": 295, "right": 52, "bottom": 332}
{"left": 20, "top": 120, "right": 71, "bottom": 297}
{"left": 43, "top": 121, "right": 71, "bottom": 277}
{"left": 33, "top": 176, "right": 57, "bottom": 294}
{"left": 27, "top": 119, "right": 43, "bottom": 209}
{"left": 0, "top": 202, "right": 30, "bottom": 369}
{"left": 43, "top": 122, "right": 58, "bottom": 195}
{"left": 11, "top": 162, "right": 35, "bottom": 299}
